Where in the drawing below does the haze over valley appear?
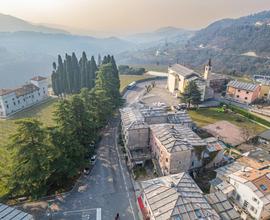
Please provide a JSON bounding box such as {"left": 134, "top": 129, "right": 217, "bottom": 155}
{"left": 1, "top": 8, "right": 270, "bottom": 87}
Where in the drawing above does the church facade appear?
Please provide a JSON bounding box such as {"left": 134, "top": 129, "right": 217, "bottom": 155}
{"left": 167, "top": 60, "right": 228, "bottom": 101}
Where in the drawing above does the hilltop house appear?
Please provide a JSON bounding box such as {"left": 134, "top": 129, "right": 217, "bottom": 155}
{"left": 0, "top": 76, "right": 48, "bottom": 118}
{"left": 226, "top": 80, "right": 260, "bottom": 104}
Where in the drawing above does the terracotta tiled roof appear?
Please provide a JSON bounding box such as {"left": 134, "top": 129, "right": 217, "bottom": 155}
{"left": 31, "top": 76, "right": 47, "bottom": 81}
{"left": 14, "top": 84, "right": 39, "bottom": 97}
{"left": 0, "top": 88, "right": 14, "bottom": 96}
{"left": 252, "top": 174, "right": 270, "bottom": 195}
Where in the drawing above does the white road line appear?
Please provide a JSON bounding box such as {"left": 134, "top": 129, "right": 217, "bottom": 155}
{"left": 63, "top": 208, "right": 98, "bottom": 215}
{"left": 96, "top": 208, "right": 101, "bottom": 220}
{"left": 114, "top": 126, "right": 136, "bottom": 220}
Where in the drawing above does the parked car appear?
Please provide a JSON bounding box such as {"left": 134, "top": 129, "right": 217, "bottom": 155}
{"left": 83, "top": 167, "right": 90, "bottom": 175}
{"left": 176, "top": 103, "right": 187, "bottom": 110}
{"left": 90, "top": 155, "right": 97, "bottom": 165}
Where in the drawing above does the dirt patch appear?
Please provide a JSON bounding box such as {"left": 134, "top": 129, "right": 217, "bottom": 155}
{"left": 203, "top": 120, "right": 245, "bottom": 146}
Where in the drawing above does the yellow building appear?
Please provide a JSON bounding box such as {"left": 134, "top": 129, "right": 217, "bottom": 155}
{"left": 259, "top": 83, "right": 270, "bottom": 100}
{"left": 167, "top": 64, "right": 207, "bottom": 101}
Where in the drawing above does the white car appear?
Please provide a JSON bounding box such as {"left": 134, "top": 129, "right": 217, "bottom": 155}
{"left": 90, "top": 155, "right": 97, "bottom": 165}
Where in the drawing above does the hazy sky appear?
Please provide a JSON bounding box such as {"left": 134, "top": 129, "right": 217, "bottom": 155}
{"left": 1, "top": 0, "right": 270, "bottom": 34}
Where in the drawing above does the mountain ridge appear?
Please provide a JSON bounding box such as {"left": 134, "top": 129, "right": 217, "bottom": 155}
{"left": 0, "top": 13, "right": 69, "bottom": 34}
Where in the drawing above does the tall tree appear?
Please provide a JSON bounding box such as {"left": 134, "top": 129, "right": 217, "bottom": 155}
{"left": 79, "top": 52, "right": 88, "bottom": 89}
{"left": 9, "top": 119, "right": 52, "bottom": 198}
{"left": 180, "top": 81, "right": 202, "bottom": 108}
{"left": 89, "top": 56, "right": 98, "bottom": 89}
{"left": 71, "top": 53, "right": 80, "bottom": 93}
{"left": 98, "top": 54, "right": 102, "bottom": 66}
{"left": 65, "top": 54, "right": 74, "bottom": 94}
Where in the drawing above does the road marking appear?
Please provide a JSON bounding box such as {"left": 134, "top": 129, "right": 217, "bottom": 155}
{"left": 63, "top": 208, "right": 98, "bottom": 215}
{"left": 114, "top": 126, "right": 136, "bottom": 220}
{"left": 96, "top": 208, "right": 101, "bottom": 220}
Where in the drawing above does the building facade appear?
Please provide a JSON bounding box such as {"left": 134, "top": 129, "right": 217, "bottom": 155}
{"left": 120, "top": 105, "right": 194, "bottom": 168}
{"left": 167, "top": 64, "right": 207, "bottom": 101}
{"left": 167, "top": 60, "right": 228, "bottom": 101}
{"left": 0, "top": 76, "right": 48, "bottom": 118}
{"left": 212, "top": 162, "right": 270, "bottom": 220}
{"left": 226, "top": 80, "right": 261, "bottom": 104}
{"left": 149, "top": 124, "right": 225, "bottom": 175}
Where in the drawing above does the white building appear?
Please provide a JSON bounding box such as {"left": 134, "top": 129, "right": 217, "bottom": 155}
{"left": 167, "top": 63, "right": 207, "bottom": 101}
{"left": 212, "top": 162, "right": 270, "bottom": 220}
{"left": 0, "top": 76, "right": 48, "bottom": 118}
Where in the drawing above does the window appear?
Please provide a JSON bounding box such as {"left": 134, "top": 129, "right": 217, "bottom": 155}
{"left": 252, "top": 197, "right": 258, "bottom": 202}
{"left": 194, "top": 209, "right": 202, "bottom": 218}
{"left": 238, "top": 89, "right": 241, "bottom": 92}
{"left": 191, "top": 161, "right": 194, "bottom": 166}
{"left": 13, "top": 102, "right": 16, "bottom": 106}
{"left": 264, "top": 93, "right": 267, "bottom": 96}
{"left": 236, "top": 194, "right": 240, "bottom": 201}
{"left": 245, "top": 97, "right": 248, "bottom": 100}
{"left": 260, "top": 184, "right": 268, "bottom": 191}
{"left": 18, "top": 100, "right": 20, "bottom": 104}
{"left": 243, "top": 200, "right": 249, "bottom": 209}
{"left": 6, "top": 105, "right": 9, "bottom": 109}
{"left": 166, "top": 158, "right": 168, "bottom": 162}
{"left": 236, "top": 95, "right": 239, "bottom": 98}
{"left": 246, "top": 91, "right": 249, "bottom": 94}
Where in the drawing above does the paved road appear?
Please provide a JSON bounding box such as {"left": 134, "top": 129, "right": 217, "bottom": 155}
{"left": 123, "top": 79, "right": 166, "bottom": 106}
{"left": 41, "top": 117, "right": 139, "bottom": 220}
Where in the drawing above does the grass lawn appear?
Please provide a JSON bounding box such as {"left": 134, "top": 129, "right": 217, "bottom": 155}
{"left": 0, "top": 98, "right": 58, "bottom": 148}
{"left": 188, "top": 107, "right": 266, "bottom": 134}
{"left": 119, "top": 74, "right": 154, "bottom": 92}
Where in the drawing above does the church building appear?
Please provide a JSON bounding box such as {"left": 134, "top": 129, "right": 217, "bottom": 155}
{"left": 167, "top": 60, "right": 228, "bottom": 101}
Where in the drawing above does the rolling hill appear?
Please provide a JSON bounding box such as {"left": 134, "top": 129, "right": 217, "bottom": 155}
{"left": 118, "top": 11, "right": 270, "bottom": 76}
{"left": 0, "top": 13, "right": 68, "bottom": 34}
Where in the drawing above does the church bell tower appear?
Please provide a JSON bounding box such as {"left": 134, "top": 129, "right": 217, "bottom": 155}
{"left": 204, "top": 59, "right": 212, "bottom": 80}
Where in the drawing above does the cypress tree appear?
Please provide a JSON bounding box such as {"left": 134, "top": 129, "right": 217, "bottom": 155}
{"left": 71, "top": 53, "right": 80, "bottom": 93}
{"left": 89, "top": 56, "right": 97, "bottom": 89}
{"left": 98, "top": 54, "right": 102, "bottom": 66}
{"left": 65, "top": 54, "right": 73, "bottom": 94}
{"left": 57, "top": 55, "right": 65, "bottom": 95}
{"left": 79, "top": 52, "right": 88, "bottom": 88}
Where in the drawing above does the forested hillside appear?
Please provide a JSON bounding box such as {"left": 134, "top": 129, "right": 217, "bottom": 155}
{"left": 118, "top": 11, "right": 270, "bottom": 76}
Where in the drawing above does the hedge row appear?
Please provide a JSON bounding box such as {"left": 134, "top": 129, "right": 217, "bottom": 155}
{"left": 223, "top": 103, "right": 270, "bottom": 127}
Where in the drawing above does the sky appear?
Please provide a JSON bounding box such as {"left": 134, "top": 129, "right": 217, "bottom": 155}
{"left": 0, "top": 0, "right": 270, "bottom": 35}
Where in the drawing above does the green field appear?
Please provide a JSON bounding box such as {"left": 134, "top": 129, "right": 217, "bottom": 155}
{"left": 188, "top": 108, "right": 266, "bottom": 134}
{"left": 0, "top": 76, "right": 151, "bottom": 147}
{"left": 0, "top": 98, "right": 58, "bottom": 148}
{"left": 119, "top": 74, "right": 154, "bottom": 92}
